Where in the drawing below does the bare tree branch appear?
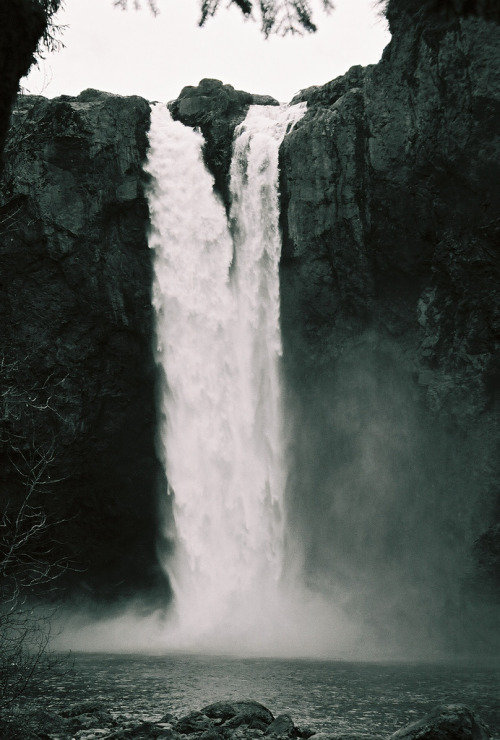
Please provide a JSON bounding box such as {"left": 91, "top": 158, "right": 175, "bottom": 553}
{"left": 113, "top": 0, "right": 333, "bottom": 36}
{"left": 0, "top": 350, "right": 74, "bottom": 713}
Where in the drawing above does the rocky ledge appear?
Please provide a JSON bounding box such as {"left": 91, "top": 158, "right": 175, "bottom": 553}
{"left": 169, "top": 78, "right": 279, "bottom": 208}
{"left": 2, "top": 700, "right": 493, "bottom": 740}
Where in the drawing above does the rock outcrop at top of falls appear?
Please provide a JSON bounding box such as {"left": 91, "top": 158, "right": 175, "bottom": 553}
{"left": 169, "top": 78, "right": 279, "bottom": 208}
{"left": 0, "top": 4, "right": 499, "bottom": 617}
{"left": 0, "top": 89, "right": 168, "bottom": 602}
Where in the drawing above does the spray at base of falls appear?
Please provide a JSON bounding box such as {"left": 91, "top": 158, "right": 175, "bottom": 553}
{"left": 145, "top": 102, "right": 356, "bottom": 656}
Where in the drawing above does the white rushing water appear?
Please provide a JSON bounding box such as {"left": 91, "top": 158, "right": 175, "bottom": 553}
{"left": 144, "top": 102, "right": 353, "bottom": 654}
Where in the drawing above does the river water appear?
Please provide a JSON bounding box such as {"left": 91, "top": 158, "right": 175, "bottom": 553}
{"left": 33, "top": 653, "right": 500, "bottom": 738}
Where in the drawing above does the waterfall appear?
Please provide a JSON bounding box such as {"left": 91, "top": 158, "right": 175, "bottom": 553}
{"left": 146, "top": 102, "right": 334, "bottom": 654}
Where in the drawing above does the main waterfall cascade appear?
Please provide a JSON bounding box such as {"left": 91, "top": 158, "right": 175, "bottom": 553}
{"left": 146, "top": 102, "right": 346, "bottom": 654}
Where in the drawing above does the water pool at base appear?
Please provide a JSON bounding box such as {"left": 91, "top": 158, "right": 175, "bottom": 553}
{"left": 32, "top": 653, "right": 500, "bottom": 738}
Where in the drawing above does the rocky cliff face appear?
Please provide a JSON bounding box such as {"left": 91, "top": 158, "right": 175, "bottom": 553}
{"left": 277, "top": 12, "right": 500, "bottom": 650}
{"left": 0, "top": 89, "right": 168, "bottom": 603}
{"left": 279, "top": 10, "right": 500, "bottom": 601}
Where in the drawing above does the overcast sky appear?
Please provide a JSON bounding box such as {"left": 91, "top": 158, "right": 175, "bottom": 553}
{"left": 23, "top": 0, "right": 391, "bottom": 104}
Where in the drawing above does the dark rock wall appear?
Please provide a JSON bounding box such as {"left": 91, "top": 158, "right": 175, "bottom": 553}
{"left": 0, "top": 89, "right": 168, "bottom": 603}
{"left": 279, "top": 13, "right": 500, "bottom": 650}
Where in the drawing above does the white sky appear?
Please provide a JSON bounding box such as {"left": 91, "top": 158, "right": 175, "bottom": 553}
{"left": 23, "top": 0, "right": 390, "bottom": 104}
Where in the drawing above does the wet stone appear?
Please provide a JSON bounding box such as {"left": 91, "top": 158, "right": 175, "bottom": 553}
{"left": 159, "top": 713, "right": 177, "bottom": 724}
{"left": 203, "top": 703, "right": 243, "bottom": 723}
{"left": 105, "top": 721, "right": 168, "bottom": 739}
{"left": 388, "top": 704, "right": 492, "bottom": 740}
{"left": 175, "top": 712, "right": 215, "bottom": 734}
{"left": 156, "top": 730, "right": 182, "bottom": 740}
{"left": 203, "top": 702, "right": 274, "bottom": 727}
{"left": 265, "top": 715, "right": 296, "bottom": 738}
{"left": 296, "top": 728, "right": 315, "bottom": 739}
{"left": 60, "top": 701, "right": 111, "bottom": 718}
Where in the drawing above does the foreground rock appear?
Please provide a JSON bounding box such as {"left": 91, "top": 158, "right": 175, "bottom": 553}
{"left": 388, "top": 704, "right": 492, "bottom": 740}
{"left": 201, "top": 700, "right": 275, "bottom": 728}
{"left": 0, "top": 700, "right": 493, "bottom": 740}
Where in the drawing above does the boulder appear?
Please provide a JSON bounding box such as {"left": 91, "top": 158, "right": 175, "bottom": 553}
{"left": 174, "top": 712, "right": 215, "bottom": 734}
{"left": 388, "top": 704, "right": 491, "bottom": 740}
{"left": 295, "top": 728, "right": 315, "bottom": 739}
{"left": 12, "top": 709, "right": 70, "bottom": 738}
{"left": 202, "top": 702, "right": 242, "bottom": 723}
{"left": 60, "top": 700, "right": 113, "bottom": 721}
{"left": 106, "top": 721, "right": 171, "bottom": 739}
{"left": 159, "top": 713, "right": 178, "bottom": 724}
{"left": 265, "top": 714, "right": 297, "bottom": 737}
{"left": 202, "top": 701, "right": 274, "bottom": 727}
{"left": 198, "top": 730, "right": 225, "bottom": 740}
